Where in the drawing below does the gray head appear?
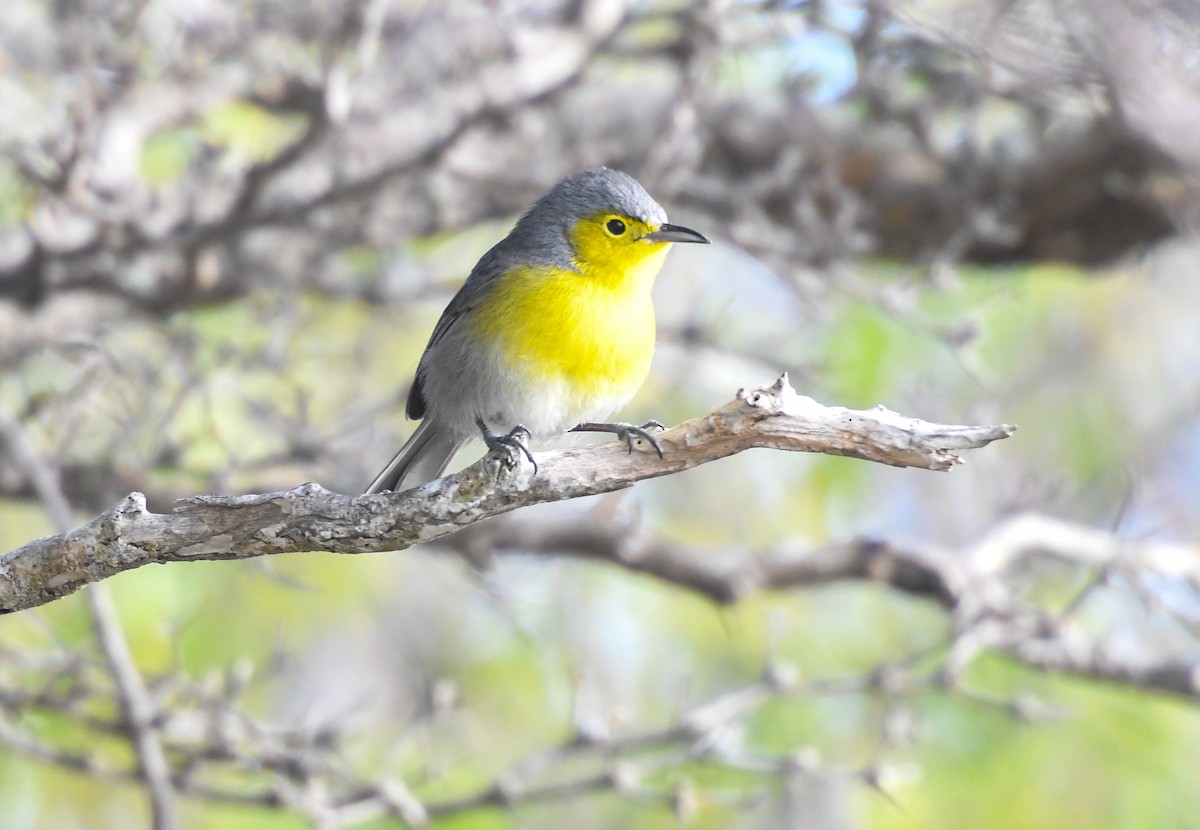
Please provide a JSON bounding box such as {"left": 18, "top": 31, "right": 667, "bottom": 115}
{"left": 530, "top": 167, "right": 668, "bottom": 229}
{"left": 500, "top": 167, "right": 707, "bottom": 266}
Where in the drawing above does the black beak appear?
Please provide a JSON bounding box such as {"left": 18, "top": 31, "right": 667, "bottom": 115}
{"left": 642, "top": 223, "right": 710, "bottom": 244}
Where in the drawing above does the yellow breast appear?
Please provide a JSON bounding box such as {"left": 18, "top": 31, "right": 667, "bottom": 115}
{"left": 471, "top": 249, "right": 666, "bottom": 415}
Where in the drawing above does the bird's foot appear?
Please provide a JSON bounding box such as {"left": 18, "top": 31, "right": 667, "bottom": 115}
{"left": 477, "top": 419, "right": 537, "bottom": 474}
{"left": 571, "top": 420, "right": 666, "bottom": 458}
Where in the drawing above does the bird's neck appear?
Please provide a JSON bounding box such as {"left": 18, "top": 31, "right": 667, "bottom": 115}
{"left": 582, "top": 244, "right": 670, "bottom": 295}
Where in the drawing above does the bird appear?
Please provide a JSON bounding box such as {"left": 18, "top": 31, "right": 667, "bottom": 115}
{"left": 365, "top": 167, "right": 709, "bottom": 494}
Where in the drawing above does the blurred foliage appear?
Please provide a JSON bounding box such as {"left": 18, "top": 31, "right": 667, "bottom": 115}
{"left": 5, "top": 0, "right": 1200, "bottom": 826}
{"left": 7, "top": 236, "right": 1200, "bottom": 826}
{"left": 140, "top": 101, "right": 307, "bottom": 185}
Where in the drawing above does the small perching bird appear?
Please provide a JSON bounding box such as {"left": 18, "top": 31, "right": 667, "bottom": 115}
{"left": 366, "top": 167, "right": 709, "bottom": 494}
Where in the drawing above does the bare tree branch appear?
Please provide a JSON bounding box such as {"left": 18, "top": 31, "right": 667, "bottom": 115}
{"left": 0, "top": 403, "right": 181, "bottom": 829}
{"left": 0, "top": 648, "right": 919, "bottom": 827}
{"left": 452, "top": 517, "right": 961, "bottom": 608}
{"left": 0, "top": 375, "right": 1013, "bottom": 614}
{"left": 470, "top": 510, "right": 1200, "bottom": 705}
{"left": 84, "top": 586, "right": 179, "bottom": 830}
{"left": 6, "top": 501, "right": 1198, "bottom": 826}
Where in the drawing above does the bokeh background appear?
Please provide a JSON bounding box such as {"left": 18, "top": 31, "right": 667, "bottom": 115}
{"left": 3, "top": 0, "right": 1200, "bottom": 828}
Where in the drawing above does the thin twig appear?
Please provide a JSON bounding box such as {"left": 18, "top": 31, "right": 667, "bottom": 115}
{"left": 0, "top": 404, "right": 180, "bottom": 830}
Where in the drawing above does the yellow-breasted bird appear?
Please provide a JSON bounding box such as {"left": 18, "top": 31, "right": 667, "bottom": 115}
{"left": 365, "top": 167, "right": 709, "bottom": 494}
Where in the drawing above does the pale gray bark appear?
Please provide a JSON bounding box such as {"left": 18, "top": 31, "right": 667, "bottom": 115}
{"left": 0, "top": 376, "right": 1013, "bottom": 614}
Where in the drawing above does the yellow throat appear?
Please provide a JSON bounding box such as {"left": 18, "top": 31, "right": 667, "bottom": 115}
{"left": 471, "top": 215, "right": 672, "bottom": 411}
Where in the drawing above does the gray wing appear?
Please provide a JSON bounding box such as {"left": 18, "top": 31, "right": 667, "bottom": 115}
{"left": 405, "top": 246, "right": 510, "bottom": 421}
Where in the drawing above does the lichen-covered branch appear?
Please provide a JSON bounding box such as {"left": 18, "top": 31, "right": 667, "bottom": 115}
{"left": 0, "top": 375, "right": 1013, "bottom": 614}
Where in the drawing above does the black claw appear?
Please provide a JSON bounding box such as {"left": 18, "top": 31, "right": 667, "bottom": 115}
{"left": 621, "top": 425, "right": 664, "bottom": 458}
{"left": 571, "top": 420, "right": 667, "bottom": 459}
{"left": 477, "top": 419, "right": 537, "bottom": 474}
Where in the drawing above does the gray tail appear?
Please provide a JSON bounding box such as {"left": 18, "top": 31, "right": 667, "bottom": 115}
{"left": 364, "top": 420, "right": 463, "bottom": 494}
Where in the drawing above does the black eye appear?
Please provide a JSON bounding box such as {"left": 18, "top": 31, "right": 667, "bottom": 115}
{"left": 606, "top": 218, "right": 626, "bottom": 236}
